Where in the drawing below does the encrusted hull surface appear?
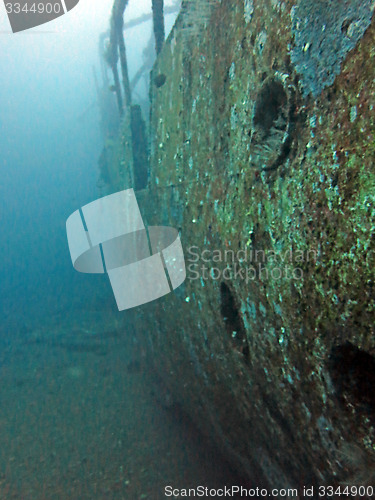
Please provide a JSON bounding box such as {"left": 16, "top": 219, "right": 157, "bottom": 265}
{"left": 112, "top": 0, "right": 375, "bottom": 491}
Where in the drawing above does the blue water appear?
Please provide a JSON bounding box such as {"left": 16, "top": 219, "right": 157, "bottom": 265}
{"left": 0, "top": 14, "right": 104, "bottom": 329}
{"left": 0, "top": 2, "right": 243, "bottom": 498}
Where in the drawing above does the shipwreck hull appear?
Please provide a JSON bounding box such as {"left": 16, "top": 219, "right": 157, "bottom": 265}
{"left": 110, "top": 0, "right": 375, "bottom": 493}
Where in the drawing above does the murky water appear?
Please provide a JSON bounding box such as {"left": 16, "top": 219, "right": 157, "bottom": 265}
{"left": 0, "top": 294, "right": 245, "bottom": 499}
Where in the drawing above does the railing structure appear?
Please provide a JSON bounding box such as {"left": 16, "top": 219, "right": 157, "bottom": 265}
{"left": 100, "top": 0, "right": 181, "bottom": 118}
{"left": 95, "top": 0, "right": 180, "bottom": 191}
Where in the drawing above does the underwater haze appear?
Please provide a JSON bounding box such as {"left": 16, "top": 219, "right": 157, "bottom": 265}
{"left": 0, "top": 0, "right": 113, "bottom": 328}
{"left": 0, "top": 1, "right": 242, "bottom": 498}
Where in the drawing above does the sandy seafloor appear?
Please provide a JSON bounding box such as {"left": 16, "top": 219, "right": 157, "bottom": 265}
{"left": 0, "top": 292, "right": 244, "bottom": 499}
